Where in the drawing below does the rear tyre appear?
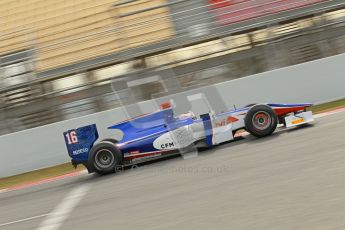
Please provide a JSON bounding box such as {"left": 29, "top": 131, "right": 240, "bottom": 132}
{"left": 245, "top": 104, "right": 278, "bottom": 138}
{"left": 88, "top": 141, "right": 122, "bottom": 175}
{"left": 101, "top": 138, "right": 118, "bottom": 144}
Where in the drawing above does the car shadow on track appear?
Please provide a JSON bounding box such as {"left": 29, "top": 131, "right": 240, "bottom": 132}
{"left": 215, "top": 123, "right": 315, "bottom": 151}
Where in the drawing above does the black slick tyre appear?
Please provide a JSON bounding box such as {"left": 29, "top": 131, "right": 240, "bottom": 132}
{"left": 88, "top": 141, "right": 122, "bottom": 175}
{"left": 244, "top": 104, "right": 278, "bottom": 138}
{"left": 101, "top": 138, "right": 118, "bottom": 144}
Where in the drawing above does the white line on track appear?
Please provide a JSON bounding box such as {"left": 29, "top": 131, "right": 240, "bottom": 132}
{"left": 0, "top": 214, "right": 49, "bottom": 227}
{"left": 35, "top": 184, "right": 91, "bottom": 230}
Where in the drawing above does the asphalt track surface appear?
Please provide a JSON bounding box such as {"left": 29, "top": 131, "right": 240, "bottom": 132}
{"left": 0, "top": 111, "right": 344, "bottom": 230}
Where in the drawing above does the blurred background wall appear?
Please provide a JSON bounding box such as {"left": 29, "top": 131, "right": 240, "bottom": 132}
{"left": 1, "top": 0, "right": 345, "bottom": 136}
{"left": 0, "top": 0, "right": 174, "bottom": 70}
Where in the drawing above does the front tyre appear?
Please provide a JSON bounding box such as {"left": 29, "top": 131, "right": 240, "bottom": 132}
{"left": 88, "top": 141, "right": 122, "bottom": 175}
{"left": 245, "top": 104, "right": 278, "bottom": 138}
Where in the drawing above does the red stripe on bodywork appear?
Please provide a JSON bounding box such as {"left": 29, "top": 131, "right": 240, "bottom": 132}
{"left": 273, "top": 106, "right": 306, "bottom": 116}
{"left": 125, "top": 150, "right": 175, "bottom": 160}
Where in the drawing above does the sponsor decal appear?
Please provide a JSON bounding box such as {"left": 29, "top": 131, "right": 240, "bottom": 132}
{"left": 153, "top": 127, "right": 194, "bottom": 150}
{"left": 227, "top": 116, "right": 239, "bottom": 123}
{"left": 215, "top": 119, "right": 227, "bottom": 127}
{"left": 129, "top": 150, "right": 140, "bottom": 154}
{"left": 72, "top": 148, "right": 88, "bottom": 155}
{"left": 292, "top": 118, "right": 305, "bottom": 124}
{"left": 161, "top": 142, "right": 175, "bottom": 149}
{"left": 215, "top": 116, "right": 238, "bottom": 127}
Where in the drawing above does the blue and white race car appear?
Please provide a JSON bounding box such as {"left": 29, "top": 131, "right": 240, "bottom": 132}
{"left": 64, "top": 102, "right": 314, "bottom": 175}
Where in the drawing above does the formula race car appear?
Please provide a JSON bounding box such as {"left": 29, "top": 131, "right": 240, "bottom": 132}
{"left": 64, "top": 102, "right": 314, "bottom": 175}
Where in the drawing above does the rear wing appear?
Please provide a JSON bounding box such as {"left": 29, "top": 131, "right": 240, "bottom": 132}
{"left": 63, "top": 124, "right": 99, "bottom": 163}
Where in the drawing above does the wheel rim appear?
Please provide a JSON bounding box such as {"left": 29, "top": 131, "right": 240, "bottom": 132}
{"left": 95, "top": 149, "right": 114, "bottom": 169}
{"left": 252, "top": 111, "right": 271, "bottom": 130}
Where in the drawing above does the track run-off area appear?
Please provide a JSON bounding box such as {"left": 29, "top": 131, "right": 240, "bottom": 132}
{"left": 0, "top": 108, "right": 344, "bottom": 230}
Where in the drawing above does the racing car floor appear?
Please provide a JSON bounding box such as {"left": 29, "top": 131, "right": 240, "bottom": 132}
{"left": 0, "top": 111, "right": 344, "bottom": 230}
